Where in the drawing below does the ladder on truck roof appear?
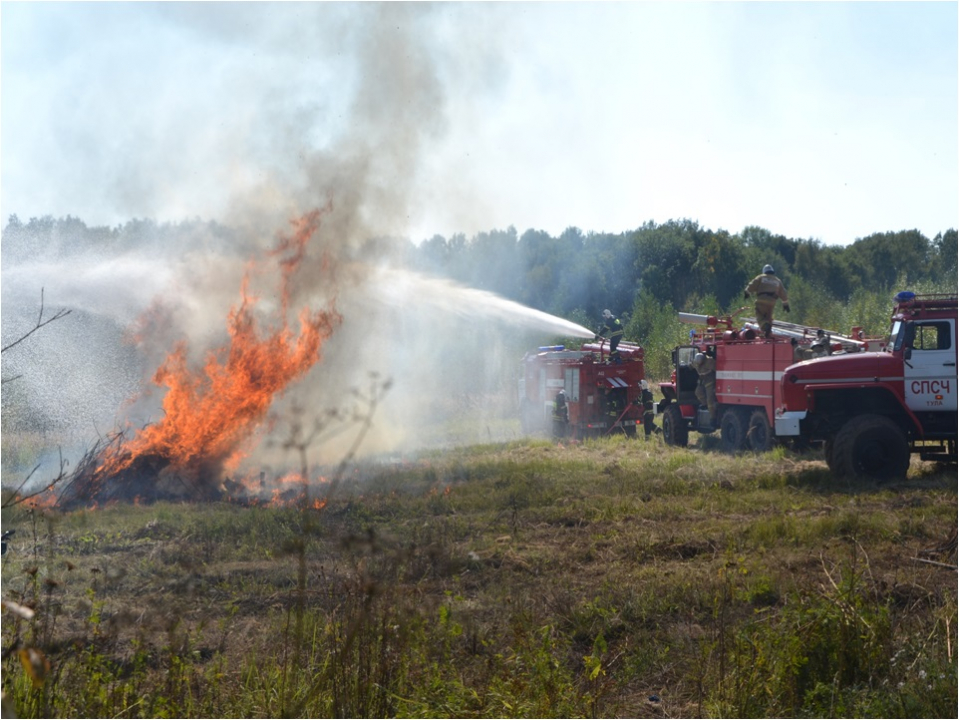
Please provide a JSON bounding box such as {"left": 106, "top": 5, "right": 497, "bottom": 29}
{"left": 742, "top": 318, "right": 866, "bottom": 352}
{"left": 678, "top": 311, "right": 867, "bottom": 352}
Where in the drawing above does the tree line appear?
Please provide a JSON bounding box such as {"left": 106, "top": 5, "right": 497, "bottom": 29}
{"left": 407, "top": 221, "right": 956, "bottom": 318}
{"left": 3, "top": 214, "right": 956, "bottom": 378}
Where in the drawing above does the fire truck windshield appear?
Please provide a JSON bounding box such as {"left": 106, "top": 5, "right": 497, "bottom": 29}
{"left": 889, "top": 320, "right": 904, "bottom": 351}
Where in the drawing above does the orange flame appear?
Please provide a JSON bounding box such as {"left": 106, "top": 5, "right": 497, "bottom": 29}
{"left": 104, "top": 210, "right": 340, "bottom": 484}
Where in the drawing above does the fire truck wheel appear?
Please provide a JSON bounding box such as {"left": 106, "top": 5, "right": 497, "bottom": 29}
{"left": 662, "top": 404, "right": 688, "bottom": 447}
{"left": 720, "top": 410, "right": 747, "bottom": 454}
{"left": 832, "top": 414, "right": 910, "bottom": 482}
{"left": 746, "top": 410, "right": 772, "bottom": 453}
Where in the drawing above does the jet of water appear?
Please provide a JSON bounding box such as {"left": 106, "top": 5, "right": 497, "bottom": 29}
{"left": 368, "top": 266, "right": 595, "bottom": 339}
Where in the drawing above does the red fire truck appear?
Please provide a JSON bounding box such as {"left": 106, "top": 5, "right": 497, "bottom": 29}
{"left": 519, "top": 340, "right": 649, "bottom": 439}
{"left": 659, "top": 313, "right": 868, "bottom": 452}
{"left": 775, "top": 292, "right": 958, "bottom": 481}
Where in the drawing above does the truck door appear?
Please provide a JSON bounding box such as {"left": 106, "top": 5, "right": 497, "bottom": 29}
{"left": 903, "top": 319, "right": 958, "bottom": 412}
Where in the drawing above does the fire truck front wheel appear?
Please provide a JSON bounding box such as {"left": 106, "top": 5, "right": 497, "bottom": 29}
{"left": 662, "top": 404, "right": 689, "bottom": 447}
{"left": 832, "top": 414, "right": 910, "bottom": 482}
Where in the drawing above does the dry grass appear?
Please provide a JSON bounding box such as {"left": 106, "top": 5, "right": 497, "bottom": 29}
{"left": 2, "top": 436, "right": 956, "bottom": 718}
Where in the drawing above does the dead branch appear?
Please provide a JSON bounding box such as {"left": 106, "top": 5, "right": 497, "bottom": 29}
{"left": 0, "top": 449, "right": 69, "bottom": 509}
{"left": 910, "top": 557, "right": 959, "bottom": 570}
{"left": 1, "top": 288, "right": 72, "bottom": 356}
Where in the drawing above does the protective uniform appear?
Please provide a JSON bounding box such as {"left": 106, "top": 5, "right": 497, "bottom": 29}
{"left": 597, "top": 309, "right": 625, "bottom": 361}
{"left": 744, "top": 265, "right": 789, "bottom": 338}
{"left": 552, "top": 390, "right": 569, "bottom": 439}
{"left": 641, "top": 379, "right": 657, "bottom": 439}
{"left": 791, "top": 329, "right": 830, "bottom": 362}
{"left": 692, "top": 352, "right": 717, "bottom": 422}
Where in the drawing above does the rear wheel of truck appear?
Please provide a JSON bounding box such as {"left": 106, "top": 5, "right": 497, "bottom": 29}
{"left": 746, "top": 409, "right": 773, "bottom": 452}
{"left": 832, "top": 414, "right": 910, "bottom": 482}
{"left": 662, "top": 404, "right": 688, "bottom": 447}
{"left": 720, "top": 410, "right": 747, "bottom": 454}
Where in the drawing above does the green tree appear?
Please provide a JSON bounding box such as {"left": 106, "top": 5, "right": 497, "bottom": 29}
{"left": 691, "top": 230, "right": 747, "bottom": 311}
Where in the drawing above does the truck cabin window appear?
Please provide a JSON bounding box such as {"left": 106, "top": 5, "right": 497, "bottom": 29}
{"left": 895, "top": 321, "right": 952, "bottom": 352}
{"left": 913, "top": 322, "right": 952, "bottom": 351}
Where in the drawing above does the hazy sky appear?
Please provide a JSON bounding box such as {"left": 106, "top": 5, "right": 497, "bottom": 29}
{"left": 2, "top": 1, "right": 956, "bottom": 246}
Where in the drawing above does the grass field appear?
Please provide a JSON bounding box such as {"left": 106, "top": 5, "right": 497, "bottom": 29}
{"left": 2, "top": 434, "right": 956, "bottom": 718}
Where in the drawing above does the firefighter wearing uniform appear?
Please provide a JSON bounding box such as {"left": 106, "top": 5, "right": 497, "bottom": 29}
{"left": 552, "top": 389, "right": 569, "bottom": 439}
{"left": 744, "top": 265, "right": 790, "bottom": 338}
{"left": 597, "top": 309, "right": 625, "bottom": 362}
{"left": 792, "top": 330, "right": 831, "bottom": 362}
{"left": 692, "top": 352, "right": 717, "bottom": 422}
{"left": 641, "top": 379, "right": 658, "bottom": 439}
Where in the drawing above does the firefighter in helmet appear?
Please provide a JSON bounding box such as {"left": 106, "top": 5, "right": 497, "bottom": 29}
{"left": 692, "top": 351, "right": 717, "bottom": 423}
{"left": 744, "top": 264, "right": 789, "bottom": 338}
{"left": 596, "top": 309, "right": 625, "bottom": 362}
{"left": 641, "top": 379, "right": 658, "bottom": 439}
{"left": 552, "top": 389, "right": 569, "bottom": 439}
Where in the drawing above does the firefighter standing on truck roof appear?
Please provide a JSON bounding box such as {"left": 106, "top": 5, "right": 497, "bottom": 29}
{"left": 692, "top": 352, "right": 717, "bottom": 423}
{"left": 744, "top": 264, "right": 790, "bottom": 338}
{"left": 596, "top": 309, "right": 624, "bottom": 362}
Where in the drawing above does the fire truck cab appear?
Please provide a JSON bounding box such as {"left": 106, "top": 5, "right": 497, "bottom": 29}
{"left": 659, "top": 313, "right": 866, "bottom": 453}
{"left": 776, "top": 292, "right": 958, "bottom": 481}
{"left": 519, "top": 340, "right": 648, "bottom": 440}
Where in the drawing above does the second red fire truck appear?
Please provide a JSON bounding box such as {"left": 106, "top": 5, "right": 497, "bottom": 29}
{"left": 658, "top": 313, "right": 870, "bottom": 452}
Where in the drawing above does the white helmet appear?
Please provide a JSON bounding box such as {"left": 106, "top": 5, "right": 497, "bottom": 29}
{"left": 763, "top": 264, "right": 775, "bottom": 274}
{"left": 693, "top": 352, "right": 706, "bottom": 367}
{"left": 602, "top": 309, "right": 613, "bottom": 319}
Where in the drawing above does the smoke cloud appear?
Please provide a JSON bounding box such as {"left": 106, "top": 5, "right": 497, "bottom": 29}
{"left": 2, "top": 4, "right": 588, "bottom": 483}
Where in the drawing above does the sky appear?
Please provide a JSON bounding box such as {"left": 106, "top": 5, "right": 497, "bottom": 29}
{"left": 1, "top": 1, "right": 957, "bottom": 246}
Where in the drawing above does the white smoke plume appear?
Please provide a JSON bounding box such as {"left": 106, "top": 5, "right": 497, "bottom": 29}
{"left": 1, "top": 4, "right": 592, "bottom": 481}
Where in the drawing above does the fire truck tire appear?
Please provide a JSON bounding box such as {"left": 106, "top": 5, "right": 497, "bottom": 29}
{"left": 720, "top": 410, "right": 747, "bottom": 454}
{"left": 662, "top": 404, "right": 688, "bottom": 447}
{"left": 746, "top": 410, "right": 773, "bottom": 453}
{"left": 832, "top": 414, "right": 910, "bottom": 482}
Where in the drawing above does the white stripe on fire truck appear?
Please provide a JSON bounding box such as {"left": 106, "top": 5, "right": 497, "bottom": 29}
{"left": 795, "top": 376, "right": 905, "bottom": 385}
{"left": 716, "top": 371, "right": 784, "bottom": 382}
{"left": 719, "top": 392, "right": 774, "bottom": 400}
{"left": 606, "top": 377, "right": 629, "bottom": 388}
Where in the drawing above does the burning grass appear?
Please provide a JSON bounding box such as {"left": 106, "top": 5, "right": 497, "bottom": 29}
{"left": 45, "top": 211, "right": 340, "bottom": 512}
{"left": 2, "top": 438, "right": 956, "bottom": 718}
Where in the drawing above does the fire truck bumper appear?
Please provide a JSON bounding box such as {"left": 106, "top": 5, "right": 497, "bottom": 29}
{"left": 774, "top": 411, "right": 806, "bottom": 437}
